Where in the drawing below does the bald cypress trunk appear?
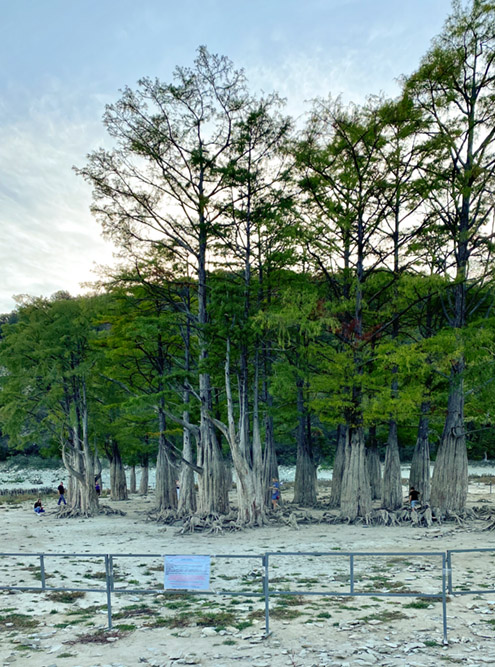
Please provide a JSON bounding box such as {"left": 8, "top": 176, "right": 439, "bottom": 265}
{"left": 366, "top": 426, "right": 381, "bottom": 500}
{"left": 430, "top": 378, "right": 467, "bottom": 512}
{"left": 410, "top": 402, "right": 431, "bottom": 504}
{"left": 129, "top": 465, "right": 137, "bottom": 494}
{"left": 382, "top": 420, "right": 402, "bottom": 510}
{"left": 139, "top": 460, "right": 149, "bottom": 496}
{"left": 329, "top": 424, "right": 346, "bottom": 508}
{"left": 340, "top": 426, "right": 372, "bottom": 520}
{"left": 177, "top": 410, "right": 197, "bottom": 516}
{"left": 155, "top": 407, "right": 178, "bottom": 511}
{"left": 293, "top": 380, "right": 317, "bottom": 506}
{"left": 109, "top": 440, "right": 128, "bottom": 501}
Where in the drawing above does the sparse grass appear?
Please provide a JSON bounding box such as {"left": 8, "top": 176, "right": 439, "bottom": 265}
{"left": 113, "top": 605, "right": 154, "bottom": 620}
{"left": 195, "top": 611, "right": 236, "bottom": 627}
{"left": 114, "top": 623, "right": 136, "bottom": 631}
{"left": 403, "top": 600, "right": 431, "bottom": 609}
{"left": 47, "top": 591, "right": 85, "bottom": 603}
{"left": 66, "top": 628, "right": 130, "bottom": 644}
{"left": 222, "top": 639, "right": 236, "bottom": 645}
{"left": 235, "top": 619, "right": 253, "bottom": 630}
{"left": 270, "top": 606, "right": 303, "bottom": 620}
{"left": 0, "top": 613, "right": 38, "bottom": 630}
{"left": 360, "top": 610, "right": 408, "bottom": 623}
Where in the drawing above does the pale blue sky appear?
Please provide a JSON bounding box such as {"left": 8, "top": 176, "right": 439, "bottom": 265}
{"left": 0, "top": 0, "right": 454, "bottom": 312}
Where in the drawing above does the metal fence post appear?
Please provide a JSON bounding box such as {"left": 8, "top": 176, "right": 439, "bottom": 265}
{"left": 105, "top": 555, "right": 113, "bottom": 630}
{"left": 109, "top": 555, "right": 114, "bottom": 592}
{"left": 442, "top": 553, "right": 448, "bottom": 645}
{"left": 263, "top": 553, "right": 270, "bottom": 637}
{"left": 39, "top": 555, "right": 46, "bottom": 591}
{"left": 446, "top": 551, "right": 453, "bottom": 595}
{"left": 350, "top": 554, "right": 354, "bottom": 594}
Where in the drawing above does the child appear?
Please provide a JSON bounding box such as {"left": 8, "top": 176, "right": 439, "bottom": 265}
{"left": 271, "top": 477, "right": 280, "bottom": 510}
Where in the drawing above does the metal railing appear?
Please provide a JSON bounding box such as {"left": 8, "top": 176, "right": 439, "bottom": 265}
{"left": 0, "top": 550, "right": 456, "bottom": 643}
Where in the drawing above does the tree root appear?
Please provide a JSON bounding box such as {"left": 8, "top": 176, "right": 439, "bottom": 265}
{"left": 55, "top": 504, "right": 126, "bottom": 518}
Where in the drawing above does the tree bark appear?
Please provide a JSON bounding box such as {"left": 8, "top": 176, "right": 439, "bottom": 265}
{"left": 61, "top": 382, "right": 99, "bottom": 516}
{"left": 366, "top": 427, "right": 381, "bottom": 501}
{"left": 177, "top": 410, "right": 197, "bottom": 516}
{"left": 293, "top": 380, "right": 317, "bottom": 505}
{"left": 409, "top": 402, "right": 431, "bottom": 504}
{"left": 155, "top": 407, "right": 178, "bottom": 511}
{"left": 340, "top": 426, "right": 372, "bottom": 520}
{"left": 108, "top": 440, "right": 128, "bottom": 501}
{"left": 139, "top": 458, "right": 149, "bottom": 496}
{"left": 129, "top": 465, "right": 137, "bottom": 494}
{"left": 382, "top": 420, "right": 403, "bottom": 510}
{"left": 329, "top": 424, "right": 346, "bottom": 508}
{"left": 430, "top": 377, "right": 468, "bottom": 512}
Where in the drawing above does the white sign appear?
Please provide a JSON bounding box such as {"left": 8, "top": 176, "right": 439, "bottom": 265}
{"left": 164, "top": 555, "right": 211, "bottom": 591}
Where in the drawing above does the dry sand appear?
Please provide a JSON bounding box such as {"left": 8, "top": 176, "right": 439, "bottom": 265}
{"left": 1, "top": 481, "right": 495, "bottom": 667}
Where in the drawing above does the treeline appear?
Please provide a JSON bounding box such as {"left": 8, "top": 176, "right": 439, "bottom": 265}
{"left": 0, "top": 1, "right": 494, "bottom": 523}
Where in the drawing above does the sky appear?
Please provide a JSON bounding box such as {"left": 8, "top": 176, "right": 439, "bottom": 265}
{"left": 0, "top": 0, "right": 455, "bottom": 313}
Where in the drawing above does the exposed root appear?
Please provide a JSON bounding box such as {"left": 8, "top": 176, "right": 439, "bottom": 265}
{"left": 99, "top": 504, "right": 126, "bottom": 516}
{"left": 55, "top": 504, "right": 125, "bottom": 519}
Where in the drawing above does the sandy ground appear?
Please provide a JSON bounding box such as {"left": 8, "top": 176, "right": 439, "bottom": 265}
{"left": 1, "top": 482, "right": 495, "bottom": 667}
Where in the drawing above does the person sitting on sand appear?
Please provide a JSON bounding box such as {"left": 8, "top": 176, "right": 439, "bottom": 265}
{"left": 34, "top": 499, "right": 45, "bottom": 514}
{"left": 271, "top": 477, "right": 280, "bottom": 510}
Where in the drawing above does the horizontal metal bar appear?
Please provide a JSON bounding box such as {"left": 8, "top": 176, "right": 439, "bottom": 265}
{"left": 447, "top": 549, "right": 495, "bottom": 554}
{"left": 0, "top": 585, "right": 107, "bottom": 593}
{"left": 265, "top": 551, "right": 443, "bottom": 557}
{"left": 450, "top": 589, "right": 495, "bottom": 596}
{"left": 0, "top": 552, "right": 264, "bottom": 559}
{"left": 268, "top": 589, "right": 443, "bottom": 598}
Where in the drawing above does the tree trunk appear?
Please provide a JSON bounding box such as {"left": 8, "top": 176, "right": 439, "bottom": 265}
{"left": 177, "top": 411, "right": 197, "bottom": 516}
{"left": 409, "top": 403, "right": 431, "bottom": 504}
{"left": 366, "top": 427, "right": 381, "bottom": 500}
{"left": 139, "top": 459, "right": 149, "bottom": 496}
{"left": 329, "top": 424, "right": 346, "bottom": 508}
{"left": 262, "top": 411, "right": 278, "bottom": 508}
{"left": 178, "top": 297, "right": 197, "bottom": 516}
{"left": 382, "top": 420, "right": 403, "bottom": 510}
{"left": 340, "top": 426, "right": 372, "bottom": 520}
{"left": 61, "top": 385, "right": 99, "bottom": 517}
{"left": 155, "top": 407, "right": 178, "bottom": 511}
{"left": 293, "top": 380, "right": 317, "bottom": 505}
{"left": 430, "top": 379, "right": 468, "bottom": 512}
{"left": 109, "top": 440, "right": 128, "bottom": 501}
{"left": 196, "top": 422, "right": 230, "bottom": 515}
{"left": 261, "top": 342, "right": 278, "bottom": 508}
{"left": 129, "top": 465, "right": 137, "bottom": 494}
{"left": 208, "top": 338, "right": 266, "bottom": 525}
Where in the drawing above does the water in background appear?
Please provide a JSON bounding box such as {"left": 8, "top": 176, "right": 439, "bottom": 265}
{"left": 1, "top": 461, "right": 495, "bottom": 491}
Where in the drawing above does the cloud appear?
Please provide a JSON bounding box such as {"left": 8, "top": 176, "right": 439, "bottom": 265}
{"left": 0, "top": 85, "right": 115, "bottom": 313}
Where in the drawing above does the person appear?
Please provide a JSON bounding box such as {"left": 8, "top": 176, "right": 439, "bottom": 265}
{"left": 271, "top": 477, "right": 280, "bottom": 510}
{"left": 34, "top": 499, "right": 45, "bottom": 514}
{"left": 409, "top": 486, "right": 420, "bottom": 510}
{"left": 95, "top": 479, "right": 101, "bottom": 496}
{"left": 57, "top": 482, "right": 66, "bottom": 506}
{"left": 176, "top": 479, "right": 180, "bottom": 499}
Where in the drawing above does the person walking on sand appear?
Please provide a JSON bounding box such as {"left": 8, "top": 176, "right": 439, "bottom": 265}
{"left": 409, "top": 486, "right": 420, "bottom": 510}
{"left": 271, "top": 477, "right": 280, "bottom": 510}
{"left": 57, "top": 482, "right": 66, "bottom": 506}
